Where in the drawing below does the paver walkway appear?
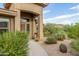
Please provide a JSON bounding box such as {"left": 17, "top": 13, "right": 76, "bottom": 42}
{"left": 28, "top": 40, "right": 48, "bottom": 56}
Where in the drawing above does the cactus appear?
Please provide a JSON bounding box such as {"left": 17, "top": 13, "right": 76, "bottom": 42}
{"left": 59, "top": 43, "right": 67, "bottom": 53}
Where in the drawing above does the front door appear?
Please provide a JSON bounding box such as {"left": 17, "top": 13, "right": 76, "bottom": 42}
{"left": 21, "top": 18, "right": 30, "bottom": 33}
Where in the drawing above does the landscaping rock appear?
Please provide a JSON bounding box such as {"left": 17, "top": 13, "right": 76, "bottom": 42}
{"left": 59, "top": 43, "right": 67, "bottom": 53}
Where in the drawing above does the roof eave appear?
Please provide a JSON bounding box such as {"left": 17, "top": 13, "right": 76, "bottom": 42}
{"left": 4, "top": 3, "right": 11, "bottom": 9}
{"left": 34, "top": 3, "right": 48, "bottom": 7}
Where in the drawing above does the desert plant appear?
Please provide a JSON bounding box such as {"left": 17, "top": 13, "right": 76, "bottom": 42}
{"left": 56, "top": 31, "right": 66, "bottom": 41}
{"left": 65, "top": 23, "right": 79, "bottom": 39}
{"left": 44, "top": 23, "right": 66, "bottom": 40}
{"left": 0, "top": 31, "right": 28, "bottom": 56}
{"left": 63, "top": 23, "right": 79, "bottom": 55}
{"left": 44, "top": 23, "right": 64, "bottom": 37}
{"left": 70, "top": 39, "right": 79, "bottom": 55}
{"left": 59, "top": 43, "right": 67, "bottom": 53}
{"left": 45, "top": 35, "right": 57, "bottom": 44}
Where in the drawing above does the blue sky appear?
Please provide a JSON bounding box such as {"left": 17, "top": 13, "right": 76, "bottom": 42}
{"left": 43, "top": 3, "right": 79, "bottom": 25}
{"left": 0, "top": 3, "right": 79, "bottom": 25}
{"left": 0, "top": 3, "right": 4, "bottom": 8}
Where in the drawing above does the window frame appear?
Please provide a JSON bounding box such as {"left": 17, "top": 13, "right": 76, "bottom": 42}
{"left": 0, "top": 17, "right": 9, "bottom": 33}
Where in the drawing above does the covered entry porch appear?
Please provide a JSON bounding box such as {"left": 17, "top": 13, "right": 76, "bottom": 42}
{"left": 0, "top": 8, "right": 43, "bottom": 41}
{"left": 20, "top": 10, "right": 40, "bottom": 40}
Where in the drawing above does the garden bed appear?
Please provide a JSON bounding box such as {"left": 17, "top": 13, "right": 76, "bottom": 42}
{"left": 40, "top": 39, "right": 72, "bottom": 56}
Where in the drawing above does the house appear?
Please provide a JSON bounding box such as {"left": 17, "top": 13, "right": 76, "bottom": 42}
{"left": 0, "top": 3, "right": 48, "bottom": 41}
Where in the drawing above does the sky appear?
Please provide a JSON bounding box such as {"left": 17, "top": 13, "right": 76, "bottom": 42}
{"left": 43, "top": 3, "right": 79, "bottom": 25}
{"left": 0, "top": 3, "right": 4, "bottom": 8}
{"left": 0, "top": 3, "right": 79, "bottom": 25}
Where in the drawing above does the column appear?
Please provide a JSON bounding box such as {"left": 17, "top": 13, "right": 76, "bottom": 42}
{"left": 32, "top": 17, "right": 36, "bottom": 39}
{"left": 38, "top": 12, "right": 44, "bottom": 41}
{"left": 10, "top": 18, "right": 15, "bottom": 32}
{"left": 15, "top": 10, "right": 20, "bottom": 31}
{"left": 29, "top": 19, "right": 32, "bottom": 39}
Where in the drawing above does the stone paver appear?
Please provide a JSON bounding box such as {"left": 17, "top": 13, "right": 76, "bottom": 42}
{"left": 28, "top": 40, "right": 48, "bottom": 56}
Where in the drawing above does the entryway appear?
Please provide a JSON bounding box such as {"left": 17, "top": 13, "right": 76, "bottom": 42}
{"left": 20, "top": 18, "right": 30, "bottom": 33}
{"left": 21, "top": 11, "right": 39, "bottom": 40}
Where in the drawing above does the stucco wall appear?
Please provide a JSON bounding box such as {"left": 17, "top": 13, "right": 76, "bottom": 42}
{"left": 9, "top": 3, "right": 43, "bottom": 15}
{"left": 9, "top": 3, "right": 44, "bottom": 40}
{"left": 9, "top": 3, "right": 15, "bottom": 11}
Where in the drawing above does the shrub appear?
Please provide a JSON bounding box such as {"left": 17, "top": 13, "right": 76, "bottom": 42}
{"left": 44, "top": 23, "right": 66, "bottom": 41}
{"left": 56, "top": 31, "right": 66, "bottom": 41}
{"left": 45, "top": 35, "right": 57, "bottom": 44}
{"left": 59, "top": 43, "right": 67, "bottom": 53}
{"left": 65, "top": 23, "right": 79, "bottom": 39}
{"left": 44, "top": 23, "right": 64, "bottom": 37}
{"left": 70, "top": 39, "right": 79, "bottom": 55}
{"left": 0, "top": 31, "right": 28, "bottom": 56}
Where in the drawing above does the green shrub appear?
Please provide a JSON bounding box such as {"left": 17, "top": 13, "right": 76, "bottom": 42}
{"left": 44, "top": 23, "right": 63, "bottom": 37}
{"left": 70, "top": 39, "right": 79, "bottom": 55}
{"left": 44, "top": 23, "right": 66, "bottom": 41}
{"left": 56, "top": 31, "right": 66, "bottom": 41}
{"left": 45, "top": 35, "right": 57, "bottom": 44}
{"left": 65, "top": 23, "right": 79, "bottom": 55}
{"left": 70, "top": 39, "right": 79, "bottom": 51}
{"left": 65, "top": 23, "right": 79, "bottom": 39}
{"left": 0, "top": 31, "right": 28, "bottom": 56}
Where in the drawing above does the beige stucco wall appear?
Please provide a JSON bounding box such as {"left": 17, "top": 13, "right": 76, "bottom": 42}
{"left": 9, "top": 3, "right": 16, "bottom": 11}
{"left": 9, "top": 3, "right": 42, "bottom": 15}
{"left": 9, "top": 3, "right": 44, "bottom": 41}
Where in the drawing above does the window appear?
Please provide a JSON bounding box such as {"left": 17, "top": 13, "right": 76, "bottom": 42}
{"left": 0, "top": 17, "right": 9, "bottom": 33}
{"left": 0, "top": 22, "right": 8, "bottom": 27}
{"left": 0, "top": 22, "right": 8, "bottom": 33}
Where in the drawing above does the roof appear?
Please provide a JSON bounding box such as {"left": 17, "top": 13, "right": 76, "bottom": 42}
{"left": 34, "top": 3, "right": 48, "bottom": 7}
{"left": 4, "top": 3, "right": 48, "bottom": 9}
{"left": 0, "top": 8, "right": 16, "bottom": 16}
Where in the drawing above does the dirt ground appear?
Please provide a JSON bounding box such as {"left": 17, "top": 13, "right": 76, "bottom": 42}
{"left": 40, "top": 39, "right": 73, "bottom": 56}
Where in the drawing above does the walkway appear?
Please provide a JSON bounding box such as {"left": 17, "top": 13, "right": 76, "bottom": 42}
{"left": 28, "top": 40, "right": 48, "bottom": 56}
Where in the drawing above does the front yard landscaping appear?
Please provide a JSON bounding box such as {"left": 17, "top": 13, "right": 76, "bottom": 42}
{"left": 0, "top": 23, "right": 79, "bottom": 56}
{"left": 40, "top": 39, "right": 72, "bottom": 56}
{"left": 0, "top": 31, "right": 28, "bottom": 56}
{"left": 42, "top": 23, "right": 79, "bottom": 56}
